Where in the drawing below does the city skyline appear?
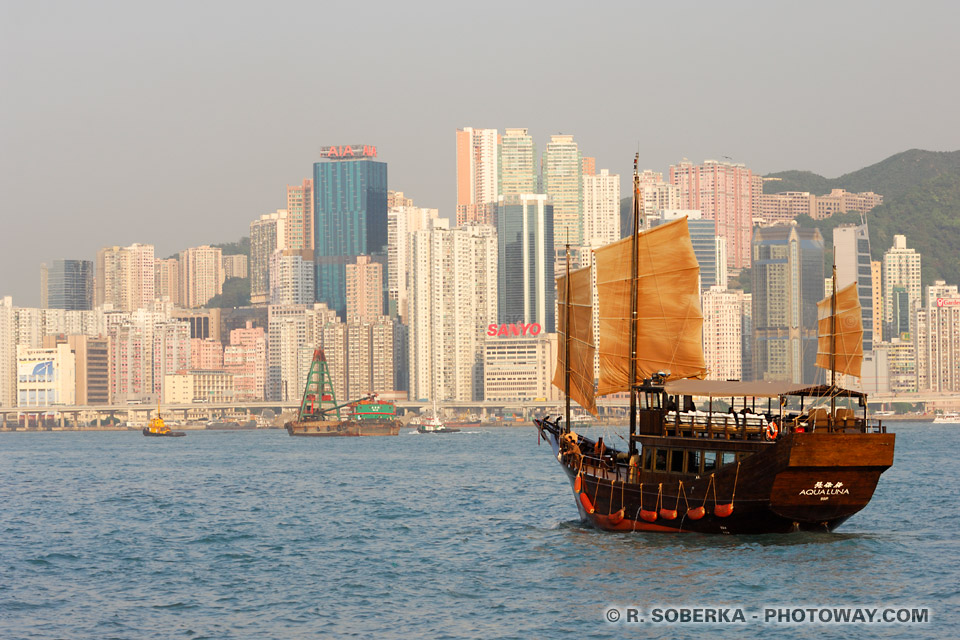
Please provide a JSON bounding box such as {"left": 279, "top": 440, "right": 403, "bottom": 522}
{"left": 3, "top": 2, "right": 959, "bottom": 305}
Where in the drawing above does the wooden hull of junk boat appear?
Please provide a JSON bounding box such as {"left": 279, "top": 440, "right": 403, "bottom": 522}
{"left": 284, "top": 420, "right": 401, "bottom": 437}
{"left": 553, "top": 431, "right": 895, "bottom": 534}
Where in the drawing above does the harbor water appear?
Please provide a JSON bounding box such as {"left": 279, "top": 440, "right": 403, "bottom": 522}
{"left": 1, "top": 424, "right": 957, "bottom": 639}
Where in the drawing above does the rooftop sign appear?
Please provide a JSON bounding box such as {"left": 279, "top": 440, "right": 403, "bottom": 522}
{"left": 936, "top": 298, "right": 960, "bottom": 307}
{"left": 487, "top": 323, "right": 543, "bottom": 337}
{"left": 319, "top": 145, "right": 377, "bottom": 160}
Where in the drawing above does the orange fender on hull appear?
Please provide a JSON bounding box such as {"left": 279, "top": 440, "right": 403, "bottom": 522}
{"left": 687, "top": 506, "right": 706, "bottom": 520}
{"left": 574, "top": 475, "right": 582, "bottom": 493}
{"left": 714, "top": 503, "right": 734, "bottom": 518}
{"left": 607, "top": 509, "right": 624, "bottom": 525}
{"left": 579, "top": 492, "right": 596, "bottom": 514}
{"left": 659, "top": 508, "right": 678, "bottom": 521}
{"left": 639, "top": 509, "right": 658, "bottom": 522}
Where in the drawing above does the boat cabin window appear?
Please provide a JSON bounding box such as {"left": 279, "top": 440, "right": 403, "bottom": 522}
{"left": 654, "top": 449, "right": 668, "bottom": 472}
{"left": 687, "top": 450, "right": 701, "bottom": 475}
{"left": 643, "top": 447, "right": 654, "bottom": 470}
{"left": 670, "top": 449, "right": 684, "bottom": 473}
{"left": 703, "top": 451, "right": 718, "bottom": 473}
{"left": 721, "top": 452, "right": 736, "bottom": 467}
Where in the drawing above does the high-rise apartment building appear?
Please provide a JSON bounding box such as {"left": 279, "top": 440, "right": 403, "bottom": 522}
{"left": 456, "top": 127, "right": 499, "bottom": 226}
{"left": 915, "top": 282, "right": 960, "bottom": 392}
{"left": 542, "top": 135, "right": 583, "bottom": 249}
{"left": 224, "top": 321, "right": 267, "bottom": 401}
{"left": 345, "top": 255, "right": 383, "bottom": 324}
{"left": 314, "top": 145, "right": 387, "bottom": 317}
{"left": 387, "top": 196, "right": 438, "bottom": 321}
{"left": 250, "top": 210, "right": 287, "bottom": 305}
{"left": 269, "top": 249, "right": 314, "bottom": 306}
{"left": 45, "top": 260, "right": 93, "bottom": 310}
{"left": 286, "top": 178, "right": 314, "bottom": 251}
{"left": 882, "top": 234, "right": 922, "bottom": 337}
{"left": 498, "top": 128, "right": 536, "bottom": 198}
{"left": 190, "top": 338, "right": 224, "bottom": 370}
{"left": 222, "top": 254, "right": 248, "bottom": 280}
{"left": 496, "top": 194, "right": 555, "bottom": 331}
{"left": 96, "top": 243, "right": 156, "bottom": 311}
{"left": 179, "top": 245, "right": 224, "bottom": 309}
{"left": 833, "top": 224, "right": 875, "bottom": 351}
{"left": 670, "top": 159, "right": 759, "bottom": 270}
{"left": 633, "top": 170, "right": 681, "bottom": 232}
{"left": 155, "top": 258, "right": 180, "bottom": 306}
{"left": 582, "top": 169, "right": 621, "bottom": 247}
{"left": 751, "top": 225, "right": 824, "bottom": 383}
{"left": 871, "top": 260, "right": 883, "bottom": 343}
{"left": 701, "top": 286, "right": 744, "bottom": 381}
{"left": 0, "top": 297, "right": 15, "bottom": 407}
{"left": 267, "top": 305, "right": 308, "bottom": 401}
{"left": 757, "top": 189, "right": 883, "bottom": 223}
{"left": 409, "top": 221, "right": 497, "bottom": 402}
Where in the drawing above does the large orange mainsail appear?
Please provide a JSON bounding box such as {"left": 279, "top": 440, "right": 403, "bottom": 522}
{"left": 816, "top": 282, "right": 864, "bottom": 379}
{"left": 552, "top": 266, "right": 597, "bottom": 415}
{"left": 595, "top": 217, "right": 706, "bottom": 395}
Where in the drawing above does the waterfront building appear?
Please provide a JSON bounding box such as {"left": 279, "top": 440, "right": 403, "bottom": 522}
{"left": 582, "top": 169, "right": 621, "bottom": 248}
{"left": 345, "top": 255, "right": 383, "bottom": 324}
{"left": 701, "top": 286, "right": 744, "bottom": 381}
{"left": 456, "top": 127, "right": 499, "bottom": 226}
{"left": 267, "top": 305, "right": 307, "bottom": 401}
{"left": 882, "top": 235, "right": 922, "bottom": 337}
{"left": 45, "top": 260, "right": 93, "bottom": 311}
{"left": 915, "top": 282, "right": 960, "bottom": 392}
{"left": 179, "top": 245, "right": 224, "bottom": 309}
{"left": 751, "top": 224, "right": 824, "bottom": 383}
{"left": 42, "top": 334, "right": 110, "bottom": 405}
{"left": 222, "top": 254, "right": 248, "bottom": 280}
{"left": 314, "top": 145, "right": 387, "bottom": 317}
{"left": 224, "top": 321, "right": 267, "bottom": 401}
{"left": 496, "top": 194, "right": 555, "bottom": 332}
{"left": 670, "top": 159, "right": 759, "bottom": 270}
{"left": 16, "top": 344, "right": 75, "bottom": 406}
{"left": 164, "top": 370, "right": 235, "bottom": 404}
{"left": 107, "top": 309, "right": 188, "bottom": 404}
{"left": 483, "top": 334, "right": 560, "bottom": 402}
{"left": 155, "top": 258, "right": 180, "bottom": 306}
{"left": 387, "top": 196, "right": 438, "bottom": 321}
{"left": 408, "top": 220, "right": 497, "bottom": 402}
{"left": 286, "top": 179, "right": 314, "bottom": 251}
{"left": 95, "top": 243, "right": 155, "bottom": 311}
{"left": 0, "top": 297, "right": 14, "bottom": 407}
{"left": 498, "top": 128, "right": 537, "bottom": 198}
{"left": 152, "top": 321, "right": 192, "bottom": 401}
{"left": 269, "top": 249, "right": 314, "bottom": 306}
{"left": 875, "top": 338, "right": 917, "bottom": 393}
{"left": 833, "top": 224, "right": 875, "bottom": 351}
{"left": 542, "top": 135, "right": 583, "bottom": 249}
{"left": 250, "top": 210, "right": 287, "bottom": 305}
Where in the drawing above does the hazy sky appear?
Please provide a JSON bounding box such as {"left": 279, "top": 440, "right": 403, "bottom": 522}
{"left": 2, "top": 0, "right": 958, "bottom": 306}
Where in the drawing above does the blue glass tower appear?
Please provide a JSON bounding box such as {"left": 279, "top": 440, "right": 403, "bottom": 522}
{"left": 313, "top": 147, "right": 387, "bottom": 316}
{"left": 47, "top": 259, "right": 94, "bottom": 310}
{"left": 496, "top": 194, "right": 555, "bottom": 332}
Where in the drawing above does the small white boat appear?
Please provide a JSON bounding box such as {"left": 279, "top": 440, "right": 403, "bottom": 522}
{"left": 932, "top": 411, "right": 960, "bottom": 424}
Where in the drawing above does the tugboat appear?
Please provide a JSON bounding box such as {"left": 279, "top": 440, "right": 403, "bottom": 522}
{"left": 533, "top": 156, "right": 894, "bottom": 535}
{"left": 285, "top": 349, "right": 400, "bottom": 437}
{"left": 142, "top": 407, "right": 185, "bottom": 437}
{"left": 416, "top": 401, "right": 460, "bottom": 434}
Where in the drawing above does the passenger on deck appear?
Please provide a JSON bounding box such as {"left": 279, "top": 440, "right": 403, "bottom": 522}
{"left": 594, "top": 437, "right": 606, "bottom": 458}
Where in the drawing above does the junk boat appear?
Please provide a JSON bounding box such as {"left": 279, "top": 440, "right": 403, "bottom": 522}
{"left": 142, "top": 408, "right": 185, "bottom": 437}
{"left": 534, "top": 156, "right": 894, "bottom": 535}
{"left": 285, "top": 349, "right": 401, "bottom": 437}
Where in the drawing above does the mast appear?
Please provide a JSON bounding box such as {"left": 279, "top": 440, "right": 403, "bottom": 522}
{"left": 564, "top": 243, "right": 571, "bottom": 434}
{"left": 629, "top": 153, "right": 640, "bottom": 455}
{"left": 830, "top": 254, "right": 837, "bottom": 415}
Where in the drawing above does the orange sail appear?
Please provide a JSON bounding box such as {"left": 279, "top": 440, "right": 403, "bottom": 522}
{"left": 816, "top": 282, "right": 864, "bottom": 378}
{"left": 552, "top": 266, "right": 597, "bottom": 415}
{"left": 595, "top": 217, "right": 706, "bottom": 395}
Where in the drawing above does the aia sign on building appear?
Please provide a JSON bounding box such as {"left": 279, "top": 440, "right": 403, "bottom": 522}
{"left": 487, "top": 323, "right": 543, "bottom": 337}
{"left": 320, "top": 145, "right": 377, "bottom": 160}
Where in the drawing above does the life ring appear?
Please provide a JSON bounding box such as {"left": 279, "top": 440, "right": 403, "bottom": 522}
{"left": 765, "top": 421, "right": 779, "bottom": 440}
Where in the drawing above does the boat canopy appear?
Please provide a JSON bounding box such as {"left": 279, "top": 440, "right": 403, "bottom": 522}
{"left": 664, "top": 379, "right": 868, "bottom": 400}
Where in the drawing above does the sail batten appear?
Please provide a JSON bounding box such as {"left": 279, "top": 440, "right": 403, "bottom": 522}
{"left": 552, "top": 266, "right": 597, "bottom": 415}
{"left": 595, "top": 217, "right": 706, "bottom": 396}
{"left": 816, "top": 282, "right": 863, "bottom": 379}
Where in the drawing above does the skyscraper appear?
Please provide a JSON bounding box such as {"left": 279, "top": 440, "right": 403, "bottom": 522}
{"left": 345, "top": 255, "right": 383, "bottom": 324}
{"left": 0, "top": 297, "right": 14, "bottom": 407}
{"left": 269, "top": 249, "right": 315, "bottom": 306}
{"left": 45, "top": 260, "right": 94, "bottom": 310}
{"left": 179, "top": 245, "right": 224, "bottom": 309}
{"left": 456, "top": 128, "right": 498, "bottom": 226}
{"left": 155, "top": 258, "right": 180, "bottom": 306}
{"left": 702, "top": 285, "right": 745, "bottom": 381}
{"left": 496, "top": 194, "right": 555, "bottom": 331}
{"left": 286, "top": 179, "right": 314, "bottom": 251}
{"left": 654, "top": 210, "right": 718, "bottom": 291}
{"left": 833, "top": 223, "right": 875, "bottom": 351}
{"left": 542, "top": 135, "right": 583, "bottom": 249}
{"left": 882, "top": 234, "right": 922, "bottom": 337}
{"left": 96, "top": 244, "right": 155, "bottom": 311}
{"left": 314, "top": 145, "right": 387, "bottom": 317}
{"left": 498, "top": 128, "right": 536, "bottom": 198}
{"left": 582, "top": 169, "right": 621, "bottom": 247}
{"left": 751, "top": 225, "right": 824, "bottom": 383}
{"left": 250, "top": 210, "right": 287, "bottom": 306}
{"left": 670, "top": 159, "right": 759, "bottom": 270}
{"left": 387, "top": 194, "right": 438, "bottom": 321}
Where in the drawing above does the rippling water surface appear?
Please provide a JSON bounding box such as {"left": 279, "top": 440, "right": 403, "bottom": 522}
{"left": 1, "top": 424, "right": 957, "bottom": 639}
